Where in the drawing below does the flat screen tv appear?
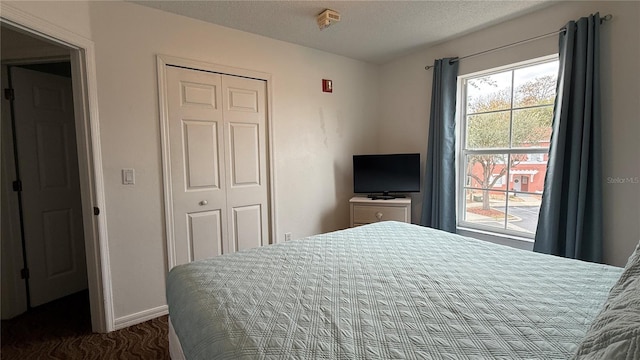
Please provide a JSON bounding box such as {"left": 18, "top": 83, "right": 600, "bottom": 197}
{"left": 353, "top": 153, "right": 420, "bottom": 199}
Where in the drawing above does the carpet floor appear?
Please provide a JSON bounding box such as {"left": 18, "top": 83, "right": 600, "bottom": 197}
{"left": 1, "top": 291, "right": 169, "bottom": 360}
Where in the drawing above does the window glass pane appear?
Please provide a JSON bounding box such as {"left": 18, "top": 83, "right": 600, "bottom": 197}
{"left": 506, "top": 194, "right": 542, "bottom": 234}
{"left": 511, "top": 107, "right": 553, "bottom": 148}
{"left": 463, "top": 189, "right": 507, "bottom": 230}
{"left": 466, "top": 71, "right": 512, "bottom": 114}
{"left": 465, "top": 154, "right": 508, "bottom": 191}
{"left": 466, "top": 111, "right": 510, "bottom": 149}
{"left": 459, "top": 57, "right": 558, "bottom": 238}
{"left": 507, "top": 153, "right": 547, "bottom": 194}
{"left": 513, "top": 61, "right": 558, "bottom": 108}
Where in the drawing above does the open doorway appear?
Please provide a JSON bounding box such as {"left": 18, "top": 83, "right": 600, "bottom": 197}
{"left": 1, "top": 16, "right": 111, "bottom": 333}
{"left": 1, "top": 25, "right": 89, "bottom": 328}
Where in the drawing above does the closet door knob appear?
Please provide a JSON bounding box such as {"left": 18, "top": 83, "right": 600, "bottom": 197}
{"left": 199, "top": 200, "right": 208, "bottom": 206}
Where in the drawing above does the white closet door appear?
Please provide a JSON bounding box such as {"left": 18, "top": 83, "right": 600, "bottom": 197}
{"left": 165, "top": 66, "right": 269, "bottom": 266}
{"left": 166, "top": 67, "right": 226, "bottom": 265}
{"left": 222, "top": 75, "right": 269, "bottom": 252}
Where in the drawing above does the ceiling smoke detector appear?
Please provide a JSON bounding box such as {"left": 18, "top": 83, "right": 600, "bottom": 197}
{"left": 317, "top": 9, "right": 341, "bottom": 30}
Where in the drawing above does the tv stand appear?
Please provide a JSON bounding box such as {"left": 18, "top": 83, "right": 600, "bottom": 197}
{"left": 350, "top": 196, "right": 411, "bottom": 227}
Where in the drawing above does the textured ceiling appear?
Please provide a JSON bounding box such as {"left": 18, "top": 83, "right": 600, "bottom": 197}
{"left": 131, "top": 1, "right": 554, "bottom": 64}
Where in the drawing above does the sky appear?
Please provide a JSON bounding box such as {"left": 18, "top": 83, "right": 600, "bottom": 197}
{"left": 466, "top": 60, "right": 559, "bottom": 106}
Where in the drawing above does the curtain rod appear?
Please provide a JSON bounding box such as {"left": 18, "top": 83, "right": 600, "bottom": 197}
{"left": 424, "top": 14, "right": 612, "bottom": 70}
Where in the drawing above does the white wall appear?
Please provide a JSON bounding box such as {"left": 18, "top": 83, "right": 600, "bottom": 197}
{"left": 379, "top": 1, "right": 640, "bottom": 267}
{"left": 86, "top": 1, "right": 379, "bottom": 321}
{"left": 2, "top": 1, "right": 92, "bottom": 39}
{"left": 0, "top": 27, "right": 70, "bottom": 60}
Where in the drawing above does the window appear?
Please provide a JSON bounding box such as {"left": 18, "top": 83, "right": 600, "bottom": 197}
{"left": 458, "top": 57, "right": 558, "bottom": 238}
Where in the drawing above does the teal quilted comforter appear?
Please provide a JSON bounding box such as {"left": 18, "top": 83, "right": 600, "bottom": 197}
{"left": 167, "top": 221, "right": 622, "bottom": 359}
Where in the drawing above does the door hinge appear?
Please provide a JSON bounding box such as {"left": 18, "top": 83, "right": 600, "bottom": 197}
{"left": 93, "top": 207, "right": 100, "bottom": 216}
{"left": 20, "top": 268, "right": 30, "bottom": 280}
{"left": 12, "top": 180, "right": 22, "bottom": 192}
{"left": 4, "top": 88, "right": 15, "bottom": 101}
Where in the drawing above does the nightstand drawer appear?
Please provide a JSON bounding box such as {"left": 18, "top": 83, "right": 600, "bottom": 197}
{"left": 352, "top": 205, "right": 408, "bottom": 223}
{"left": 349, "top": 196, "right": 411, "bottom": 227}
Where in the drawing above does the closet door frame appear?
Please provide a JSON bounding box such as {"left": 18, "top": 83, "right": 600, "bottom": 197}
{"left": 156, "top": 55, "right": 277, "bottom": 271}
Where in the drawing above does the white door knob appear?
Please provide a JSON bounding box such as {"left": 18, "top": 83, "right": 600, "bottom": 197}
{"left": 199, "top": 200, "right": 208, "bottom": 206}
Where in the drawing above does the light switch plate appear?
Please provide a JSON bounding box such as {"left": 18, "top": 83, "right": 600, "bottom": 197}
{"left": 122, "top": 168, "right": 135, "bottom": 185}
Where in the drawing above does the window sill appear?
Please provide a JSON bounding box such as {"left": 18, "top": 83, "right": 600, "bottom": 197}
{"left": 456, "top": 227, "right": 534, "bottom": 251}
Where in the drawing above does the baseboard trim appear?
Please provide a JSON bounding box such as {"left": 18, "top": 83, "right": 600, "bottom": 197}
{"left": 114, "top": 305, "right": 168, "bottom": 330}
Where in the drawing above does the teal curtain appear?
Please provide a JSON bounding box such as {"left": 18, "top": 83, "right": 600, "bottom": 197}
{"left": 420, "top": 58, "right": 459, "bottom": 232}
{"left": 534, "top": 13, "right": 603, "bottom": 262}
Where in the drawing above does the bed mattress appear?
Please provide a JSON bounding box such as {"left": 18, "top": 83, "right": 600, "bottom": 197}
{"left": 167, "top": 221, "right": 622, "bottom": 359}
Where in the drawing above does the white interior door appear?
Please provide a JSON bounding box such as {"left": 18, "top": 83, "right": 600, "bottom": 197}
{"left": 11, "top": 67, "right": 88, "bottom": 307}
{"left": 165, "top": 66, "right": 269, "bottom": 266}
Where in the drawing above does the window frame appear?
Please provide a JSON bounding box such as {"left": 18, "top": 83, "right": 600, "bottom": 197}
{"left": 456, "top": 55, "right": 558, "bottom": 240}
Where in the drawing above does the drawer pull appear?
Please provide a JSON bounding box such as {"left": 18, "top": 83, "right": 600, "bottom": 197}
{"left": 375, "top": 212, "right": 383, "bottom": 220}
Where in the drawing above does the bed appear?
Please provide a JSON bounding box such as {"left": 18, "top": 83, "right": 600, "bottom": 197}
{"left": 166, "top": 221, "right": 638, "bottom": 359}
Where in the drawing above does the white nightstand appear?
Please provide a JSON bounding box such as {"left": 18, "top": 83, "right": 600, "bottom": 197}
{"left": 349, "top": 196, "right": 411, "bottom": 227}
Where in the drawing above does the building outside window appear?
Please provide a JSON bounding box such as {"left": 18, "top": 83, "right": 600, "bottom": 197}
{"left": 458, "top": 57, "right": 558, "bottom": 238}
